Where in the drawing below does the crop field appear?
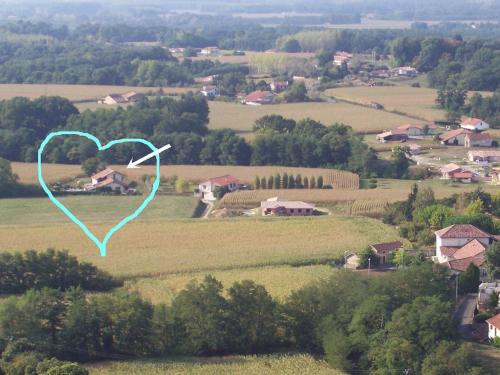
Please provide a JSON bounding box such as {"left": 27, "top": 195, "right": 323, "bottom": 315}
{"left": 0, "top": 84, "right": 192, "bottom": 102}
{"left": 219, "top": 179, "right": 498, "bottom": 209}
{"left": 86, "top": 354, "right": 343, "bottom": 375}
{"left": 0, "top": 195, "right": 199, "bottom": 226}
{"left": 125, "top": 264, "right": 333, "bottom": 304}
{"left": 208, "top": 100, "right": 418, "bottom": 135}
{"left": 12, "top": 162, "right": 359, "bottom": 187}
{"left": 0, "top": 215, "right": 400, "bottom": 277}
{"left": 325, "top": 86, "right": 446, "bottom": 122}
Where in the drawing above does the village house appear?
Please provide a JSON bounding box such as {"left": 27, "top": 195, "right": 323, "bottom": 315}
{"left": 439, "top": 128, "right": 471, "bottom": 146}
{"left": 200, "top": 85, "right": 218, "bottom": 97}
{"left": 486, "top": 313, "right": 500, "bottom": 340}
{"left": 408, "top": 143, "right": 422, "bottom": 155}
{"left": 477, "top": 282, "right": 500, "bottom": 312}
{"left": 197, "top": 175, "right": 240, "bottom": 200}
{"left": 434, "top": 224, "right": 496, "bottom": 277}
{"left": 101, "top": 91, "right": 145, "bottom": 105}
{"left": 243, "top": 90, "right": 275, "bottom": 105}
{"left": 370, "top": 241, "right": 403, "bottom": 265}
{"left": 376, "top": 129, "right": 408, "bottom": 143}
{"left": 460, "top": 117, "right": 490, "bottom": 132}
{"left": 200, "top": 46, "right": 219, "bottom": 56}
{"left": 468, "top": 150, "right": 500, "bottom": 165}
{"left": 333, "top": 51, "right": 353, "bottom": 66}
{"left": 270, "top": 80, "right": 289, "bottom": 93}
{"left": 394, "top": 66, "right": 418, "bottom": 77}
{"left": 440, "top": 163, "right": 463, "bottom": 179}
{"left": 86, "top": 168, "right": 128, "bottom": 194}
{"left": 464, "top": 132, "right": 493, "bottom": 148}
{"left": 395, "top": 123, "right": 440, "bottom": 137}
{"left": 261, "top": 197, "right": 315, "bottom": 216}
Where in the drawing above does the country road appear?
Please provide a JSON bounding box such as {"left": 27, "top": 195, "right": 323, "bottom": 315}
{"left": 454, "top": 293, "right": 477, "bottom": 339}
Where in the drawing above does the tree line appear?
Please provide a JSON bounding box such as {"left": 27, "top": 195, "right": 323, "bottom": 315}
{"left": 254, "top": 173, "right": 324, "bottom": 189}
{"left": 0, "top": 97, "right": 381, "bottom": 177}
{"left": 0, "top": 259, "right": 490, "bottom": 374}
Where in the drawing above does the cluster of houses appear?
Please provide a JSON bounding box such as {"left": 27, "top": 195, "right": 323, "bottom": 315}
{"left": 168, "top": 46, "right": 221, "bottom": 56}
{"left": 376, "top": 118, "right": 494, "bottom": 148}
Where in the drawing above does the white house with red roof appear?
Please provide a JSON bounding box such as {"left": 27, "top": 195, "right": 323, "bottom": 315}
{"left": 243, "top": 90, "right": 275, "bottom": 105}
{"left": 461, "top": 118, "right": 490, "bottom": 132}
{"left": 439, "top": 128, "right": 471, "bottom": 146}
{"left": 434, "top": 224, "right": 496, "bottom": 276}
{"left": 486, "top": 313, "right": 500, "bottom": 340}
{"left": 86, "top": 168, "right": 127, "bottom": 194}
{"left": 333, "top": 51, "right": 353, "bottom": 66}
{"left": 198, "top": 175, "right": 241, "bottom": 200}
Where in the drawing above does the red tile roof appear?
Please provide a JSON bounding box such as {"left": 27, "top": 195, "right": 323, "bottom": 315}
{"left": 244, "top": 90, "right": 274, "bottom": 103}
{"left": 461, "top": 118, "right": 482, "bottom": 126}
{"left": 453, "top": 239, "right": 487, "bottom": 259}
{"left": 486, "top": 313, "right": 500, "bottom": 329}
{"left": 440, "top": 246, "right": 460, "bottom": 256}
{"left": 449, "top": 171, "right": 473, "bottom": 179}
{"left": 208, "top": 175, "right": 240, "bottom": 187}
{"left": 371, "top": 241, "right": 403, "bottom": 253}
{"left": 439, "top": 128, "right": 470, "bottom": 142}
{"left": 446, "top": 255, "right": 486, "bottom": 272}
{"left": 435, "top": 224, "right": 491, "bottom": 239}
{"left": 94, "top": 177, "right": 126, "bottom": 189}
{"left": 91, "top": 168, "right": 117, "bottom": 180}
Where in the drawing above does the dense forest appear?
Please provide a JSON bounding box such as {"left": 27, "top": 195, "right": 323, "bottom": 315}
{"left": 0, "top": 96, "right": 382, "bottom": 176}
{"left": 0, "top": 257, "right": 493, "bottom": 374}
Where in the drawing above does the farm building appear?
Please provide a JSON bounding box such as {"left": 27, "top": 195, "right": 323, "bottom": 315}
{"left": 86, "top": 168, "right": 128, "bottom": 194}
{"left": 395, "top": 123, "right": 440, "bottom": 136}
{"left": 243, "top": 90, "right": 275, "bottom": 105}
{"left": 101, "top": 91, "right": 145, "bottom": 105}
{"left": 394, "top": 66, "right": 418, "bottom": 77}
{"left": 468, "top": 150, "right": 500, "bottom": 165}
{"left": 200, "top": 46, "right": 219, "bottom": 55}
{"left": 333, "top": 51, "right": 352, "bottom": 66}
{"left": 270, "top": 80, "right": 289, "bottom": 93}
{"left": 370, "top": 241, "right": 403, "bottom": 265}
{"left": 464, "top": 132, "right": 493, "bottom": 148}
{"left": 439, "top": 128, "right": 471, "bottom": 146}
{"left": 261, "top": 197, "right": 315, "bottom": 216}
{"left": 486, "top": 313, "right": 500, "bottom": 340}
{"left": 440, "top": 163, "right": 463, "bottom": 179}
{"left": 460, "top": 118, "right": 490, "bottom": 132}
{"left": 200, "top": 85, "right": 218, "bottom": 97}
{"left": 197, "top": 175, "right": 241, "bottom": 200}
{"left": 376, "top": 129, "right": 408, "bottom": 143}
{"left": 434, "top": 224, "right": 495, "bottom": 273}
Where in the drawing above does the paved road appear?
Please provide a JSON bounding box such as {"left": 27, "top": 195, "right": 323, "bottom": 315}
{"left": 454, "top": 293, "right": 477, "bottom": 339}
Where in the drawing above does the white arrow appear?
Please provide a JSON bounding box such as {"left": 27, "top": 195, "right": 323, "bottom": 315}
{"left": 127, "top": 144, "right": 171, "bottom": 168}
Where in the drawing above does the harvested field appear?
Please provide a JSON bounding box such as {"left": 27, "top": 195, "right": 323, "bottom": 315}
{"left": 12, "top": 162, "right": 359, "bottom": 187}
{"left": 0, "top": 84, "right": 191, "bottom": 101}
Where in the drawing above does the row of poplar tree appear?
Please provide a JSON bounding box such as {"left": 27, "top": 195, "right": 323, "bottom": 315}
{"left": 254, "top": 173, "right": 324, "bottom": 189}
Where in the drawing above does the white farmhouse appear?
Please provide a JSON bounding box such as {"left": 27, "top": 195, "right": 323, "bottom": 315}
{"left": 486, "top": 313, "right": 500, "bottom": 340}
{"left": 460, "top": 118, "right": 490, "bottom": 132}
{"left": 86, "top": 168, "right": 128, "bottom": 194}
{"left": 434, "top": 224, "right": 493, "bottom": 263}
{"left": 197, "top": 175, "right": 240, "bottom": 200}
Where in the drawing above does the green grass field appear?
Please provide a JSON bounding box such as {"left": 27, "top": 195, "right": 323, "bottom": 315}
{"left": 208, "top": 100, "right": 417, "bottom": 135}
{"left": 125, "top": 264, "right": 334, "bottom": 304}
{"left": 85, "top": 354, "right": 343, "bottom": 375}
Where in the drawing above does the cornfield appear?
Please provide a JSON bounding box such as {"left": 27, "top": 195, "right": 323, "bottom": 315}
{"left": 349, "top": 199, "right": 389, "bottom": 218}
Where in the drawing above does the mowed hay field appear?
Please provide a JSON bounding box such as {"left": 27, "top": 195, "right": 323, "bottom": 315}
{"left": 125, "top": 264, "right": 334, "bottom": 305}
{"left": 12, "top": 162, "right": 359, "bottom": 187}
{"left": 325, "top": 86, "right": 446, "bottom": 122}
{"left": 86, "top": 354, "right": 343, "bottom": 375}
{"left": 208, "top": 101, "right": 417, "bottom": 134}
{"left": 0, "top": 84, "right": 192, "bottom": 101}
{"left": 0, "top": 214, "right": 400, "bottom": 277}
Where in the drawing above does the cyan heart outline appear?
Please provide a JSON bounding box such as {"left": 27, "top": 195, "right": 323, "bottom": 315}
{"left": 37, "top": 131, "right": 161, "bottom": 257}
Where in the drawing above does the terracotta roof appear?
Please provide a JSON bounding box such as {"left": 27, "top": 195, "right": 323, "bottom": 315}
{"left": 449, "top": 171, "right": 473, "bottom": 179}
{"left": 486, "top": 313, "right": 500, "bottom": 329}
{"left": 446, "top": 255, "right": 486, "bottom": 272}
{"left": 465, "top": 132, "right": 492, "bottom": 141}
{"left": 94, "top": 177, "right": 126, "bottom": 189}
{"left": 208, "top": 175, "right": 240, "bottom": 187}
{"left": 461, "top": 118, "right": 482, "bottom": 126}
{"left": 439, "top": 128, "right": 470, "bottom": 142}
{"left": 91, "top": 168, "right": 117, "bottom": 180}
{"left": 440, "top": 163, "right": 462, "bottom": 174}
{"left": 371, "top": 241, "right": 403, "bottom": 253}
{"left": 435, "top": 224, "right": 491, "bottom": 239}
{"left": 468, "top": 150, "right": 500, "bottom": 158}
{"left": 453, "top": 239, "right": 487, "bottom": 259}
{"left": 440, "top": 246, "right": 460, "bottom": 256}
{"left": 244, "top": 90, "right": 274, "bottom": 103}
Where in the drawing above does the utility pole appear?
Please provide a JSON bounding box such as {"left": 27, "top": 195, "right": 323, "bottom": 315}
{"left": 368, "top": 257, "right": 371, "bottom": 275}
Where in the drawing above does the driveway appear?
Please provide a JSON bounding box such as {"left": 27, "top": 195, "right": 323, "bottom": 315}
{"left": 453, "top": 293, "right": 477, "bottom": 339}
